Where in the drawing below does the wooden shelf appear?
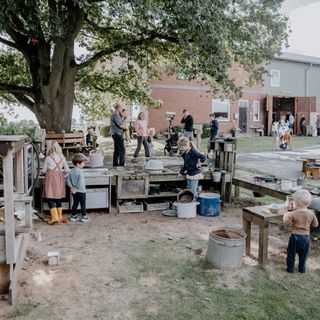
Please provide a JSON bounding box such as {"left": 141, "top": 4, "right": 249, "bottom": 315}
{"left": 147, "top": 192, "right": 177, "bottom": 198}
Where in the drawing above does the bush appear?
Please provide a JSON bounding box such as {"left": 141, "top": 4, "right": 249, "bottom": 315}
{"left": 202, "top": 123, "right": 211, "bottom": 138}
{"left": 100, "top": 125, "right": 110, "bottom": 137}
{"left": 172, "top": 125, "right": 183, "bottom": 133}
{"left": 0, "top": 122, "right": 35, "bottom": 140}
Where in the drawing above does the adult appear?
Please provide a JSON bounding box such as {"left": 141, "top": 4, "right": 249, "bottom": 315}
{"left": 288, "top": 113, "right": 294, "bottom": 135}
{"left": 181, "top": 109, "right": 194, "bottom": 141}
{"left": 209, "top": 113, "right": 219, "bottom": 141}
{"left": 316, "top": 115, "right": 320, "bottom": 136}
{"left": 133, "top": 112, "right": 150, "bottom": 160}
{"left": 299, "top": 114, "right": 306, "bottom": 136}
{"left": 110, "top": 103, "right": 126, "bottom": 166}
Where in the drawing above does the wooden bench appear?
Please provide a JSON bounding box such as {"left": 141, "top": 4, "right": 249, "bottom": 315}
{"left": 45, "top": 132, "right": 91, "bottom": 156}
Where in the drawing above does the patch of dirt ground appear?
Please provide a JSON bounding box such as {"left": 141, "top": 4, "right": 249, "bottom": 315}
{"left": 0, "top": 204, "right": 319, "bottom": 319}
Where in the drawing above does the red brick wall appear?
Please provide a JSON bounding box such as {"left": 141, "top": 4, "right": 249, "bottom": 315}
{"left": 147, "top": 75, "right": 266, "bottom": 134}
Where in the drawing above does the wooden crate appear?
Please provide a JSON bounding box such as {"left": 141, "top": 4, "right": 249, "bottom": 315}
{"left": 143, "top": 200, "right": 170, "bottom": 211}
{"left": 118, "top": 201, "right": 144, "bottom": 213}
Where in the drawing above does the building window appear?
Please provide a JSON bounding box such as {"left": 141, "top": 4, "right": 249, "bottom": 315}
{"left": 270, "top": 69, "right": 280, "bottom": 87}
{"left": 212, "top": 99, "right": 230, "bottom": 121}
{"left": 252, "top": 100, "right": 260, "bottom": 121}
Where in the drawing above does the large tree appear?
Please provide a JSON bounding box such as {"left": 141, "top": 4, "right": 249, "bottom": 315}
{"left": 0, "top": 0, "right": 287, "bottom": 131}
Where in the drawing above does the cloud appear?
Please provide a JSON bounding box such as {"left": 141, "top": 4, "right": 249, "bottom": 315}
{"left": 284, "top": 2, "right": 320, "bottom": 56}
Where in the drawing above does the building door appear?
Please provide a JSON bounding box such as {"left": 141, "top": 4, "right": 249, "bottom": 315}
{"left": 295, "top": 97, "right": 316, "bottom": 134}
{"left": 238, "top": 100, "right": 248, "bottom": 133}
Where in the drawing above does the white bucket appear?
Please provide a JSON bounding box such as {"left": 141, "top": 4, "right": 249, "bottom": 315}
{"left": 89, "top": 150, "right": 104, "bottom": 167}
{"left": 173, "top": 201, "right": 199, "bottom": 218}
{"left": 207, "top": 228, "right": 246, "bottom": 270}
{"left": 212, "top": 171, "right": 222, "bottom": 182}
{"left": 281, "top": 180, "right": 292, "bottom": 191}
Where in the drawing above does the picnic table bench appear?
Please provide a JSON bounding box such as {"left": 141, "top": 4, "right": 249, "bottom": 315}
{"left": 233, "top": 177, "right": 291, "bottom": 200}
{"left": 243, "top": 205, "right": 284, "bottom": 265}
{"left": 45, "top": 132, "right": 92, "bottom": 156}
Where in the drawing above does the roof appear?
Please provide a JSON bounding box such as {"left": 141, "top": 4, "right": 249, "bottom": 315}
{"left": 274, "top": 52, "right": 320, "bottom": 65}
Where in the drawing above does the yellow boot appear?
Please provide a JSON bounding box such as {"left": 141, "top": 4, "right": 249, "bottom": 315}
{"left": 48, "top": 208, "right": 59, "bottom": 225}
{"left": 57, "top": 207, "right": 63, "bottom": 221}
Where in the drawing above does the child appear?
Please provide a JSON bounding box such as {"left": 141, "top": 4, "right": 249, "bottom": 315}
{"left": 283, "top": 189, "right": 318, "bottom": 273}
{"left": 147, "top": 128, "right": 155, "bottom": 157}
{"left": 177, "top": 137, "right": 206, "bottom": 198}
{"left": 67, "top": 154, "right": 90, "bottom": 222}
{"left": 120, "top": 108, "right": 131, "bottom": 144}
{"left": 86, "top": 127, "right": 94, "bottom": 146}
{"left": 42, "top": 141, "right": 70, "bottom": 224}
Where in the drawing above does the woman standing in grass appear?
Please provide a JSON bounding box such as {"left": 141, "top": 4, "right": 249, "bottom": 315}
{"left": 133, "top": 112, "right": 150, "bottom": 161}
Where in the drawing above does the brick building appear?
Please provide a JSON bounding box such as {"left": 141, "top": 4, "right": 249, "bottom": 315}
{"left": 148, "top": 72, "right": 265, "bottom": 135}
{"left": 144, "top": 52, "right": 320, "bottom": 136}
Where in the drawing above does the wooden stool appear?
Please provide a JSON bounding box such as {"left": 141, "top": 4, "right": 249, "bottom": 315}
{"left": 302, "top": 159, "right": 316, "bottom": 173}
{"left": 306, "top": 166, "right": 320, "bottom": 180}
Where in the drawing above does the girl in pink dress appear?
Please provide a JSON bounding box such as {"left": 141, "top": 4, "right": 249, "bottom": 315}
{"left": 42, "top": 141, "right": 70, "bottom": 224}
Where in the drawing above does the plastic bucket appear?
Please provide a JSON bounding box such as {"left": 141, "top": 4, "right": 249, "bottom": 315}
{"left": 173, "top": 201, "right": 199, "bottom": 218}
{"left": 207, "top": 228, "right": 247, "bottom": 270}
{"left": 89, "top": 150, "right": 104, "bottom": 167}
{"left": 198, "top": 193, "right": 220, "bottom": 217}
{"left": 212, "top": 171, "right": 221, "bottom": 182}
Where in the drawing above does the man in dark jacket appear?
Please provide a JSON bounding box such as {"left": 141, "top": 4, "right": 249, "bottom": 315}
{"left": 181, "top": 109, "right": 194, "bottom": 141}
{"left": 209, "top": 113, "right": 219, "bottom": 141}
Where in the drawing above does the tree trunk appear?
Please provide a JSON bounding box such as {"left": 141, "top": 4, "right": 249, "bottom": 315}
{"left": 33, "top": 43, "right": 76, "bottom": 132}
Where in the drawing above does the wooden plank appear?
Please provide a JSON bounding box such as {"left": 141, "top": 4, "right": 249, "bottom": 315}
{"left": 4, "top": 149, "right": 15, "bottom": 264}
{"left": 258, "top": 226, "right": 269, "bottom": 265}
{"left": 9, "top": 233, "right": 29, "bottom": 305}
{"left": 233, "top": 177, "right": 289, "bottom": 200}
{"left": 242, "top": 218, "right": 251, "bottom": 256}
{"left": 15, "top": 149, "right": 24, "bottom": 194}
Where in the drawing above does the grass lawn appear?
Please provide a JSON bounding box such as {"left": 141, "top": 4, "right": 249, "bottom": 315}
{"left": 126, "top": 235, "right": 320, "bottom": 320}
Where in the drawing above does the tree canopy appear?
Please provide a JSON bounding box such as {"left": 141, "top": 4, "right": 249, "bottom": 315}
{"left": 0, "top": 0, "right": 288, "bottom": 131}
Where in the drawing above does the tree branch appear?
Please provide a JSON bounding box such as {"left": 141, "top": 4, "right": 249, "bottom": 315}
{"left": 76, "top": 31, "right": 179, "bottom": 70}
{"left": 84, "top": 16, "right": 120, "bottom": 34}
{"left": 0, "top": 36, "right": 20, "bottom": 50}
{"left": 0, "top": 82, "right": 35, "bottom": 98}
{"left": 12, "top": 93, "right": 35, "bottom": 109}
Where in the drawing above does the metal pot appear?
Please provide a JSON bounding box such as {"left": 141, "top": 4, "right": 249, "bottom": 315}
{"left": 173, "top": 201, "right": 199, "bottom": 218}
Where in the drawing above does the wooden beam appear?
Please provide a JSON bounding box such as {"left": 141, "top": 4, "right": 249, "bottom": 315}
{"left": 4, "top": 149, "right": 15, "bottom": 264}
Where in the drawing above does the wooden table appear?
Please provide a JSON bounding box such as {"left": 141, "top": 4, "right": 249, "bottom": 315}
{"left": 233, "top": 177, "right": 291, "bottom": 200}
{"left": 243, "top": 205, "right": 284, "bottom": 265}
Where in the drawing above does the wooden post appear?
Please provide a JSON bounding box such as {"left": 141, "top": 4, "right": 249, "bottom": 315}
{"left": 15, "top": 149, "right": 24, "bottom": 193}
{"left": 243, "top": 216, "right": 251, "bottom": 256}
{"left": 4, "top": 148, "right": 15, "bottom": 264}
{"left": 258, "top": 226, "right": 269, "bottom": 265}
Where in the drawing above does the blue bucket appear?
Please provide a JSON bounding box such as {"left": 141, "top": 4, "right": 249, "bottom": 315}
{"left": 198, "top": 193, "right": 220, "bottom": 217}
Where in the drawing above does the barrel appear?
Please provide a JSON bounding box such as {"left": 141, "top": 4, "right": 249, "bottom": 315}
{"left": 198, "top": 193, "right": 220, "bottom": 217}
{"left": 207, "top": 228, "right": 246, "bottom": 270}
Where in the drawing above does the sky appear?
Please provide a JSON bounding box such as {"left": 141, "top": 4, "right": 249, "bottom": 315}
{"left": 282, "top": 0, "right": 320, "bottom": 56}
{"left": 2, "top": 0, "right": 320, "bottom": 124}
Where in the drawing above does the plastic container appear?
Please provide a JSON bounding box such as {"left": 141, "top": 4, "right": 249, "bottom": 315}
{"left": 89, "top": 150, "right": 104, "bottom": 167}
{"left": 173, "top": 201, "right": 199, "bottom": 218}
{"left": 207, "top": 228, "right": 246, "bottom": 270}
{"left": 198, "top": 193, "right": 221, "bottom": 217}
{"left": 212, "top": 171, "right": 221, "bottom": 182}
